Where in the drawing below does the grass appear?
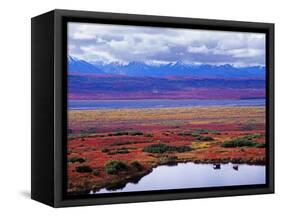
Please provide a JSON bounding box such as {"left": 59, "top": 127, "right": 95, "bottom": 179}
{"left": 143, "top": 143, "right": 192, "bottom": 153}
{"left": 191, "top": 142, "right": 210, "bottom": 150}
{"left": 68, "top": 157, "right": 85, "bottom": 163}
{"left": 104, "top": 160, "right": 128, "bottom": 175}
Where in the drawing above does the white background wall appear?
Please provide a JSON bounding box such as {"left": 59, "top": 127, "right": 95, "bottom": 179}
{"left": 0, "top": 0, "right": 279, "bottom": 215}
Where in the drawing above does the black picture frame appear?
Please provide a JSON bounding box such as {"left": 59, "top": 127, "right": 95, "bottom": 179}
{"left": 31, "top": 9, "right": 274, "bottom": 207}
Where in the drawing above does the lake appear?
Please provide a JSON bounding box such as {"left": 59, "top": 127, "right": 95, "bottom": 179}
{"left": 69, "top": 99, "right": 265, "bottom": 110}
{"left": 92, "top": 163, "right": 266, "bottom": 194}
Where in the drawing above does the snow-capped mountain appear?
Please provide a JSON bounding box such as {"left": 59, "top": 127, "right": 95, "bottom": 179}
{"left": 67, "top": 56, "right": 265, "bottom": 79}
{"left": 67, "top": 56, "right": 104, "bottom": 74}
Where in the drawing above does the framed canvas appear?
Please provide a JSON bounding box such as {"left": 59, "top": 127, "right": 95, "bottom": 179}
{"left": 31, "top": 9, "right": 274, "bottom": 207}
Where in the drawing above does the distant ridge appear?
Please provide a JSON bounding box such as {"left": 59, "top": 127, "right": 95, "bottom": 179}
{"left": 68, "top": 56, "right": 265, "bottom": 79}
{"left": 67, "top": 56, "right": 104, "bottom": 74}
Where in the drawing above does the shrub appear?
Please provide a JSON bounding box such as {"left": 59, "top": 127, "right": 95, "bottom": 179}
{"left": 111, "top": 141, "right": 133, "bottom": 146}
{"left": 75, "top": 165, "right": 92, "bottom": 173}
{"left": 107, "top": 130, "right": 143, "bottom": 137}
{"left": 143, "top": 143, "right": 192, "bottom": 153}
{"left": 192, "top": 129, "right": 210, "bottom": 134}
{"left": 104, "top": 160, "right": 128, "bottom": 175}
{"left": 143, "top": 143, "right": 171, "bottom": 153}
{"left": 68, "top": 157, "right": 85, "bottom": 163}
{"left": 256, "top": 143, "right": 266, "bottom": 148}
{"left": 189, "top": 128, "right": 220, "bottom": 135}
{"left": 131, "top": 161, "right": 142, "bottom": 171}
{"left": 221, "top": 138, "right": 257, "bottom": 148}
{"left": 176, "top": 145, "right": 193, "bottom": 153}
{"left": 144, "top": 133, "right": 153, "bottom": 137}
{"left": 101, "top": 148, "right": 110, "bottom": 153}
{"left": 128, "top": 130, "right": 143, "bottom": 136}
{"left": 92, "top": 169, "right": 100, "bottom": 176}
{"left": 196, "top": 136, "right": 214, "bottom": 141}
{"left": 108, "top": 131, "right": 128, "bottom": 136}
{"left": 243, "top": 134, "right": 262, "bottom": 140}
{"left": 177, "top": 132, "right": 192, "bottom": 136}
{"left": 209, "top": 130, "right": 220, "bottom": 135}
{"left": 108, "top": 148, "right": 130, "bottom": 155}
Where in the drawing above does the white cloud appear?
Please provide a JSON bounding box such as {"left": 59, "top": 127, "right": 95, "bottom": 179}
{"left": 187, "top": 45, "right": 210, "bottom": 54}
{"left": 68, "top": 22, "right": 265, "bottom": 66}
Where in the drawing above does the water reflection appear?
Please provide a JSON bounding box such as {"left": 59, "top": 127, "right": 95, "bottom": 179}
{"left": 92, "top": 162, "right": 265, "bottom": 194}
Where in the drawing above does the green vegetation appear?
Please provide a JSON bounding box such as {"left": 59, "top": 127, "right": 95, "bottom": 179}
{"left": 75, "top": 165, "right": 92, "bottom": 173}
{"left": 107, "top": 148, "right": 130, "bottom": 155}
{"left": 176, "top": 145, "right": 193, "bottom": 152}
{"left": 209, "top": 130, "right": 220, "bottom": 135}
{"left": 111, "top": 141, "right": 134, "bottom": 146}
{"left": 144, "top": 133, "right": 153, "bottom": 137}
{"left": 107, "top": 130, "right": 143, "bottom": 137}
{"left": 68, "top": 157, "right": 85, "bottom": 163}
{"left": 159, "top": 156, "right": 178, "bottom": 165}
{"left": 256, "top": 143, "right": 266, "bottom": 148}
{"left": 101, "top": 148, "right": 110, "bottom": 153}
{"left": 178, "top": 129, "right": 220, "bottom": 137}
{"left": 221, "top": 138, "right": 258, "bottom": 147}
{"left": 222, "top": 134, "right": 266, "bottom": 148}
{"left": 243, "top": 134, "right": 263, "bottom": 140}
{"left": 131, "top": 161, "right": 142, "bottom": 171}
{"left": 177, "top": 132, "right": 192, "bottom": 136}
{"left": 104, "top": 160, "right": 128, "bottom": 175}
{"left": 128, "top": 130, "right": 144, "bottom": 136}
{"left": 196, "top": 136, "right": 214, "bottom": 141}
{"left": 190, "top": 128, "right": 210, "bottom": 134}
{"left": 143, "top": 143, "right": 192, "bottom": 153}
{"left": 107, "top": 132, "right": 128, "bottom": 136}
{"left": 92, "top": 169, "right": 100, "bottom": 176}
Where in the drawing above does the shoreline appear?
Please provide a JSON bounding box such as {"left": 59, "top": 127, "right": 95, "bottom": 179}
{"left": 68, "top": 158, "right": 266, "bottom": 195}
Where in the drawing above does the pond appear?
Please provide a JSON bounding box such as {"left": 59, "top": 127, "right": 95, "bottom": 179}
{"left": 93, "top": 163, "right": 266, "bottom": 194}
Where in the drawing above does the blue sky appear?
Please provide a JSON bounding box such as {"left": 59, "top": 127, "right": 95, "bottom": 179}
{"left": 68, "top": 22, "right": 265, "bottom": 67}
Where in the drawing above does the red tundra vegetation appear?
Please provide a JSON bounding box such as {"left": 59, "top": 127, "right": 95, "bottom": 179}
{"left": 67, "top": 106, "right": 266, "bottom": 194}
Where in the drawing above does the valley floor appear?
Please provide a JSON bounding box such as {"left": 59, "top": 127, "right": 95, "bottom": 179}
{"left": 67, "top": 106, "right": 266, "bottom": 195}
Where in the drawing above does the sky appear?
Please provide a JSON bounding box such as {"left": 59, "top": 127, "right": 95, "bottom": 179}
{"left": 68, "top": 22, "right": 265, "bottom": 67}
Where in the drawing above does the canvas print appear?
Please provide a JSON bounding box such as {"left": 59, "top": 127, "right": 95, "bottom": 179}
{"left": 67, "top": 22, "right": 266, "bottom": 195}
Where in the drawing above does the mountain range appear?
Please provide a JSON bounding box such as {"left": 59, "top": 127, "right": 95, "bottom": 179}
{"left": 68, "top": 56, "right": 265, "bottom": 79}
{"left": 67, "top": 56, "right": 265, "bottom": 100}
